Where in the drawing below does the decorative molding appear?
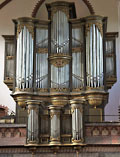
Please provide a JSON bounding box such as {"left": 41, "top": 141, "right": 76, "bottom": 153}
{"left": 72, "top": 47, "right": 83, "bottom": 53}
{"left": 1, "top": 146, "right": 120, "bottom": 153}
{"left": 50, "top": 88, "right": 70, "bottom": 93}
{"left": 31, "top": 0, "right": 95, "bottom": 18}
{"left": 0, "top": 0, "right": 12, "bottom": 10}
{"left": 50, "top": 111, "right": 60, "bottom": 119}
{"left": 86, "top": 22, "right": 103, "bottom": 36}
{"left": 49, "top": 53, "right": 71, "bottom": 67}
{"left": 0, "top": 127, "right": 26, "bottom": 138}
{"left": 71, "top": 106, "right": 83, "bottom": 114}
{"left": 37, "top": 48, "right": 48, "bottom": 53}
{"left": 72, "top": 138, "right": 84, "bottom": 144}
{"left": 0, "top": 0, "right": 95, "bottom": 15}
{"left": 85, "top": 125, "right": 120, "bottom": 137}
{"left": 32, "top": 0, "right": 45, "bottom": 17}
{"left": 17, "top": 24, "right": 34, "bottom": 39}
{"left": 82, "top": 0, "right": 95, "bottom": 15}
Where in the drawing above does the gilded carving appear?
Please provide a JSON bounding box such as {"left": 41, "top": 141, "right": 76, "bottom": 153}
{"left": 6, "top": 56, "right": 14, "bottom": 60}
{"left": 72, "top": 138, "right": 84, "bottom": 143}
{"left": 72, "top": 88, "right": 83, "bottom": 92}
{"left": 37, "top": 48, "right": 48, "bottom": 53}
{"left": 50, "top": 97, "right": 68, "bottom": 106}
{"left": 87, "top": 94, "right": 103, "bottom": 107}
{"left": 72, "top": 47, "right": 83, "bottom": 53}
{"left": 106, "top": 76, "right": 117, "bottom": 89}
{"left": 27, "top": 108, "right": 30, "bottom": 115}
{"left": 15, "top": 87, "right": 33, "bottom": 92}
{"left": 27, "top": 103, "right": 39, "bottom": 115}
{"left": 50, "top": 137, "right": 60, "bottom": 141}
{"left": 37, "top": 88, "right": 48, "bottom": 93}
{"left": 27, "top": 138, "right": 39, "bottom": 145}
{"left": 17, "top": 24, "right": 34, "bottom": 39}
{"left": 50, "top": 88, "right": 69, "bottom": 92}
{"left": 85, "top": 22, "right": 103, "bottom": 36}
{"left": 49, "top": 53, "right": 71, "bottom": 67}
{"left": 5, "top": 77, "right": 13, "bottom": 81}
{"left": 50, "top": 112, "right": 60, "bottom": 119}
{"left": 71, "top": 106, "right": 83, "bottom": 114}
{"left": 86, "top": 86, "right": 104, "bottom": 90}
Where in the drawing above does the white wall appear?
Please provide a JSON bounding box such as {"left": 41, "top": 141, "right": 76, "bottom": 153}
{"left": 89, "top": 0, "right": 118, "bottom": 32}
{"left": 0, "top": 0, "right": 38, "bottom": 112}
{"left": 0, "top": 0, "right": 119, "bottom": 119}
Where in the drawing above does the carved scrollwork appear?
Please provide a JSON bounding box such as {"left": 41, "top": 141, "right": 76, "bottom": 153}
{"left": 72, "top": 88, "right": 84, "bottom": 92}
{"left": 50, "top": 112, "right": 60, "bottom": 119}
{"left": 85, "top": 22, "right": 103, "bottom": 36}
{"left": 86, "top": 86, "right": 104, "bottom": 90}
{"left": 50, "top": 137, "right": 60, "bottom": 141}
{"left": 49, "top": 53, "right": 71, "bottom": 67}
{"left": 28, "top": 106, "right": 39, "bottom": 115}
{"left": 6, "top": 56, "right": 14, "bottom": 60}
{"left": 36, "top": 88, "right": 48, "bottom": 93}
{"left": 27, "top": 138, "right": 39, "bottom": 144}
{"left": 71, "top": 106, "right": 83, "bottom": 114}
{"left": 50, "top": 88, "right": 69, "bottom": 93}
{"left": 72, "top": 47, "right": 83, "bottom": 53}
{"left": 37, "top": 48, "right": 48, "bottom": 53}
{"left": 72, "top": 138, "right": 84, "bottom": 143}
{"left": 17, "top": 24, "right": 34, "bottom": 39}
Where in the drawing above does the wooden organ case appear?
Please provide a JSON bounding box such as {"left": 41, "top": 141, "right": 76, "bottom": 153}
{"left": 3, "top": 1, "right": 118, "bottom": 145}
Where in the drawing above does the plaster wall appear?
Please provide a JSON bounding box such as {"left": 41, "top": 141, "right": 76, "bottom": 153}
{"left": 0, "top": 0, "right": 38, "bottom": 112}
{"left": 0, "top": 0, "right": 119, "bottom": 119}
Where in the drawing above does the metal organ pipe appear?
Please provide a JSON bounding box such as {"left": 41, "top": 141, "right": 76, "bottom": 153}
{"left": 86, "top": 20, "right": 104, "bottom": 88}
{"left": 16, "top": 23, "right": 34, "bottom": 90}
{"left": 72, "top": 27, "right": 84, "bottom": 89}
{"left": 51, "top": 11, "right": 69, "bottom": 54}
{"left": 51, "top": 11, "right": 69, "bottom": 89}
{"left": 35, "top": 27, "right": 48, "bottom": 89}
{"left": 97, "top": 29, "right": 100, "bottom": 87}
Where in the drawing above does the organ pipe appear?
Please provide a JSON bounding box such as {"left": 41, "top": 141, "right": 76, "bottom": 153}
{"left": 8, "top": 2, "right": 117, "bottom": 146}
{"left": 16, "top": 21, "right": 34, "bottom": 90}
{"left": 85, "top": 17, "right": 104, "bottom": 88}
{"left": 50, "top": 10, "right": 70, "bottom": 89}
{"left": 72, "top": 27, "right": 84, "bottom": 89}
{"left": 36, "top": 27, "right": 48, "bottom": 89}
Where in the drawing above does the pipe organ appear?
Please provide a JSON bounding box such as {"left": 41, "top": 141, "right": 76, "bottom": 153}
{"left": 16, "top": 21, "right": 34, "bottom": 90}
{"left": 3, "top": 1, "right": 118, "bottom": 146}
{"left": 72, "top": 26, "right": 84, "bottom": 90}
{"left": 36, "top": 25, "right": 48, "bottom": 90}
{"left": 86, "top": 20, "right": 104, "bottom": 88}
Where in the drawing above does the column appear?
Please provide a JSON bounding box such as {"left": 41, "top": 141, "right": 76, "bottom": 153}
{"left": 71, "top": 100, "right": 84, "bottom": 144}
{"left": 26, "top": 100, "right": 40, "bottom": 145}
{"left": 49, "top": 106, "right": 61, "bottom": 145}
